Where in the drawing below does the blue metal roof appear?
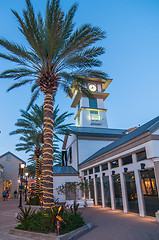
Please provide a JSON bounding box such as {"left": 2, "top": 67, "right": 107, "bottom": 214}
{"left": 69, "top": 126, "right": 126, "bottom": 137}
{"left": 53, "top": 166, "right": 78, "bottom": 175}
{"left": 80, "top": 116, "right": 159, "bottom": 166}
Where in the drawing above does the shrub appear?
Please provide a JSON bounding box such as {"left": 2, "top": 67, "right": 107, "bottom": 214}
{"left": 26, "top": 196, "right": 41, "bottom": 206}
{"left": 60, "top": 212, "right": 85, "bottom": 234}
{"left": 17, "top": 206, "right": 36, "bottom": 224}
{"left": 16, "top": 207, "right": 85, "bottom": 234}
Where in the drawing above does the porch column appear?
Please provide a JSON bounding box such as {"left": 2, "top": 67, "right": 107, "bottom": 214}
{"left": 120, "top": 173, "right": 128, "bottom": 213}
{"left": 93, "top": 168, "right": 98, "bottom": 205}
{"left": 132, "top": 153, "right": 145, "bottom": 217}
{"left": 109, "top": 167, "right": 115, "bottom": 210}
{"left": 154, "top": 159, "right": 159, "bottom": 196}
{"left": 119, "top": 159, "right": 128, "bottom": 213}
{"left": 100, "top": 166, "right": 105, "bottom": 208}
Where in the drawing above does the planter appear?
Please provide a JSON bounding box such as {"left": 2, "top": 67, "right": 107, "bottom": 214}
{"left": 76, "top": 199, "right": 85, "bottom": 208}
{"left": 155, "top": 210, "right": 159, "bottom": 222}
{"left": 9, "top": 223, "right": 93, "bottom": 240}
{"left": 85, "top": 199, "right": 94, "bottom": 207}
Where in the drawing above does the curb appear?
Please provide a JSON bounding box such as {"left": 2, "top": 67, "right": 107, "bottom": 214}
{"left": 9, "top": 223, "right": 93, "bottom": 240}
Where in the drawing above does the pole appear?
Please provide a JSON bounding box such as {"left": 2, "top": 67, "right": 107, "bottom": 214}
{"left": 25, "top": 176, "right": 28, "bottom": 202}
{"left": 19, "top": 168, "right": 23, "bottom": 208}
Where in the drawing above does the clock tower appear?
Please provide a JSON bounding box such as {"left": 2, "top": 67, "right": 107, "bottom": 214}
{"left": 69, "top": 78, "right": 112, "bottom": 128}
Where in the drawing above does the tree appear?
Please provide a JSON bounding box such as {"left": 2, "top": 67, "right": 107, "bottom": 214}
{"left": 10, "top": 104, "right": 73, "bottom": 195}
{"left": 0, "top": 0, "right": 107, "bottom": 208}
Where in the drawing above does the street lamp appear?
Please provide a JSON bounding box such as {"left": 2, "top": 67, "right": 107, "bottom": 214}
{"left": 19, "top": 163, "right": 25, "bottom": 208}
{"left": 25, "top": 172, "right": 28, "bottom": 202}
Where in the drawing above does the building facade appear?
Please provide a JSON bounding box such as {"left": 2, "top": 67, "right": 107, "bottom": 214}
{"left": 60, "top": 77, "right": 159, "bottom": 217}
{"left": 0, "top": 152, "right": 26, "bottom": 198}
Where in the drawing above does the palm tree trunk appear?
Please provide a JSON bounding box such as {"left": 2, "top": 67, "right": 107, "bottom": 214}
{"left": 43, "top": 93, "right": 54, "bottom": 208}
{"left": 35, "top": 156, "right": 40, "bottom": 196}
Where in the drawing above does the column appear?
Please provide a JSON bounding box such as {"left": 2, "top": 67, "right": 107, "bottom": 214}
{"left": 154, "top": 159, "right": 159, "bottom": 196}
{"left": 109, "top": 172, "right": 115, "bottom": 210}
{"left": 93, "top": 168, "right": 98, "bottom": 205}
{"left": 119, "top": 158, "right": 128, "bottom": 213}
{"left": 132, "top": 153, "right": 145, "bottom": 217}
{"left": 100, "top": 165, "right": 105, "bottom": 208}
{"left": 120, "top": 173, "right": 128, "bottom": 213}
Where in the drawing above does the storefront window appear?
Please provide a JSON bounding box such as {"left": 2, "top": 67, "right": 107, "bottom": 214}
{"left": 136, "top": 150, "right": 147, "bottom": 161}
{"left": 140, "top": 169, "right": 159, "bottom": 217}
{"left": 122, "top": 155, "right": 132, "bottom": 165}
{"left": 95, "top": 166, "right": 100, "bottom": 173}
{"left": 125, "top": 172, "right": 139, "bottom": 213}
{"left": 111, "top": 160, "right": 119, "bottom": 169}
{"left": 89, "top": 168, "right": 93, "bottom": 174}
{"left": 113, "top": 174, "right": 123, "bottom": 210}
{"left": 102, "top": 164, "right": 108, "bottom": 171}
{"left": 103, "top": 176, "right": 111, "bottom": 207}
{"left": 96, "top": 178, "right": 102, "bottom": 205}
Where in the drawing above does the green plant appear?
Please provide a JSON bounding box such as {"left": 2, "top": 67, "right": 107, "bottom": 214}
{"left": 60, "top": 212, "right": 84, "bottom": 234}
{"left": 17, "top": 206, "right": 36, "bottom": 223}
{"left": 70, "top": 201, "right": 79, "bottom": 213}
{"left": 26, "top": 196, "right": 41, "bottom": 206}
{"left": 16, "top": 208, "right": 84, "bottom": 234}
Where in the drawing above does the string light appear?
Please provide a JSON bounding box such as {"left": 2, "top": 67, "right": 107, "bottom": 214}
{"left": 43, "top": 93, "right": 54, "bottom": 209}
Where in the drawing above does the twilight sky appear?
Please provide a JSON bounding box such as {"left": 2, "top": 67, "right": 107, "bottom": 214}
{"left": 0, "top": 0, "right": 159, "bottom": 163}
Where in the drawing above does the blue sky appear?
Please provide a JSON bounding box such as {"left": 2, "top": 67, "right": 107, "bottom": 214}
{"left": 0, "top": 0, "right": 159, "bottom": 163}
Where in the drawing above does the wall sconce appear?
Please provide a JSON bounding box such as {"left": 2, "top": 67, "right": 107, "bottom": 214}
{"left": 124, "top": 168, "right": 128, "bottom": 173}
{"left": 112, "top": 170, "right": 115, "bottom": 175}
{"left": 102, "top": 173, "right": 105, "bottom": 177}
{"left": 140, "top": 163, "right": 145, "bottom": 169}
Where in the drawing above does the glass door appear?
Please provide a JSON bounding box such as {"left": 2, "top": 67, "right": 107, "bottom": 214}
{"left": 125, "top": 172, "right": 139, "bottom": 213}
{"left": 103, "top": 176, "right": 111, "bottom": 207}
{"left": 113, "top": 174, "right": 123, "bottom": 210}
{"left": 96, "top": 178, "right": 102, "bottom": 205}
{"left": 140, "top": 169, "right": 158, "bottom": 217}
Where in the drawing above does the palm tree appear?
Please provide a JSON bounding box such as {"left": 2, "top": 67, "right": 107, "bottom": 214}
{"left": 10, "top": 104, "right": 73, "bottom": 196}
{"left": 0, "top": 0, "right": 107, "bottom": 208}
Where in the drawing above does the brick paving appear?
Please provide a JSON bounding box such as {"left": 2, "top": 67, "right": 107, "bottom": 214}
{"left": 0, "top": 199, "right": 159, "bottom": 240}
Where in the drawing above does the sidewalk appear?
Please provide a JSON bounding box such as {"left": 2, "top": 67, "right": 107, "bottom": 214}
{"left": 0, "top": 199, "right": 159, "bottom": 240}
{"left": 0, "top": 198, "right": 32, "bottom": 240}
{"left": 79, "top": 206, "right": 159, "bottom": 240}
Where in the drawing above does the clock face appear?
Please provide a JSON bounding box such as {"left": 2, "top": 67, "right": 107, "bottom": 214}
{"left": 89, "top": 84, "right": 97, "bottom": 92}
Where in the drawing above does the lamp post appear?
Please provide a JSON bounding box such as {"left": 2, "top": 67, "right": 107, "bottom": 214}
{"left": 19, "top": 163, "right": 25, "bottom": 208}
{"left": 25, "top": 172, "right": 28, "bottom": 202}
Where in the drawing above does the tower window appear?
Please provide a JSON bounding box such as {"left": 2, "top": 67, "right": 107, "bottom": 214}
{"left": 89, "top": 98, "right": 100, "bottom": 121}
{"left": 89, "top": 98, "right": 97, "bottom": 109}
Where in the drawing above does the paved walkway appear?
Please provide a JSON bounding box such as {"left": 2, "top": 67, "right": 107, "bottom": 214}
{"left": 79, "top": 207, "right": 159, "bottom": 240}
{"left": 0, "top": 199, "right": 159, "bottom": 240}
{"left": 0, "top": 198, "right": 32, "bottom": 240}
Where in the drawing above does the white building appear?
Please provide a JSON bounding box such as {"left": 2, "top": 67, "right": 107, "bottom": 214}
{"left": 0, "top": 151, "right": 26, "bottom": 198}
{"left": 54, "top": 78, "right": 159, "bottom": 217}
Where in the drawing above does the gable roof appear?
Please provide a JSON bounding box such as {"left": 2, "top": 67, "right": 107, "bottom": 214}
{"left": 53, "top": 166, "right": 78, "bottom": 175}
{"left": 0, "top": 151, "right": 26, "bottom": 164}
{"left": 80, "top": 116, "right": 159, "bottom": 166}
